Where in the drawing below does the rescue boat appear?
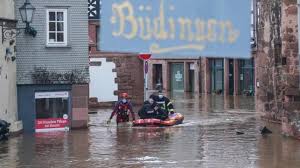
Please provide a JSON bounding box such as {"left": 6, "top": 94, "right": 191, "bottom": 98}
{"left": 132, "top": 113, "right": 184, "bottom": 127}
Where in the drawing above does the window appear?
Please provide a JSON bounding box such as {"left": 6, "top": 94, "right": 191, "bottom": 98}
{"left": 35, "top": 92, "right": 70, "bottom": 132}
{"left": 46, "top": 9, "right": 68, "bottom": 46}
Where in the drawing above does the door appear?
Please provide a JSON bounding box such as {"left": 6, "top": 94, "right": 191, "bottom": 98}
{"left": 171, "top": 63, "right": 184, "bottom": 91}
{"left": 211, "top": 59, "right": 224, "bottom": 94}
{"left": 240, "top": 59, "right": 254, "bottom": 95}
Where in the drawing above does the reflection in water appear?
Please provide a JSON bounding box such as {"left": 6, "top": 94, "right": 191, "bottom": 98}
{"left": 0, "top": 94, "right": 300, "bottom": 168}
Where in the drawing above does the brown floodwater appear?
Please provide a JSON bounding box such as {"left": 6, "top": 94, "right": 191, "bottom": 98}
{"left": 1, "top": 93, "right": 300, "bottom": 168}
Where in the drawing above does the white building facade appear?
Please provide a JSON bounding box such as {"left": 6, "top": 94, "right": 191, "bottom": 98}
{"left": 0, "top": 0, "right": 23, "bottom": 132}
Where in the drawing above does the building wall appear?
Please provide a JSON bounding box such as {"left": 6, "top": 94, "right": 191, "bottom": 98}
{"left": 148, "top": 58, "right": 253, "bottom": 96}
{"left": 17, "top": 84, "right": 88, "bottom": 132}
{"left": 89, "top": 53, "right": 144, "bottom": 106}
{"left": 71, "top": 84, "right": 89, "bottom": 129}
{"left": 0, "top": 0, "right": 22, "bottom": 132}
{"left": 0, "top": 0, "right": 15, "bottom": 20}
{"left": 15, "top": 0, "right": 89, "bottom": 84}
{"left": 89, "top": 58, "right": 118, "bottom": 102}
{"left": 106, "top": 54, "right": 144, "bottom": 105}
{"left": 15, "top": 0, "right": 89, "bottom": 132}
{"left": 148, "top": 59, "right": 200, "bottom": 93}
{"left": 89, "top": 19, "right": 144, "bottom": 106}
{"left": 256, "top": 0, "right": 300, "bottom": 138}
{"left": 17, "top": 84, "right": 72, "bottom": 132}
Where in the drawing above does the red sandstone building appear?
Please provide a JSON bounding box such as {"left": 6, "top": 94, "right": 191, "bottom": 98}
{"left": 148, "top": 58, "right": 255, "bottom": 96}
{"left": 255, "top": 0, "right": 300, "bottom": 139}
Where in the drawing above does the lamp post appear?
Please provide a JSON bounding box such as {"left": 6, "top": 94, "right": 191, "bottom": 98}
{"left": 19, "top": 0, "right": 37, "bottom": 37}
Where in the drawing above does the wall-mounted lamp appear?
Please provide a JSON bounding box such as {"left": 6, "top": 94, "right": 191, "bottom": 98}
{"left": 19, "top": 0, "right": 37, "bottom": 37}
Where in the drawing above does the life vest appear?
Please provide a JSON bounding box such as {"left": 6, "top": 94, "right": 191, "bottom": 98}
{"left": 117, "top": 102, "right": 130, "bottom": 116}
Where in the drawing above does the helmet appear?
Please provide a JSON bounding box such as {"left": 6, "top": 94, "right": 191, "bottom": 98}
{"left": 120, "top": 92, "right": 128, "bottom": 98}
{"left": 149, "top": 94, "right": 158, "bottom": 101}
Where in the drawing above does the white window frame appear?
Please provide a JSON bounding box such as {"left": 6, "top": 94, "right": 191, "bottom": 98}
{"left": 46, "top": 9, "right": 68, "bottom": 46}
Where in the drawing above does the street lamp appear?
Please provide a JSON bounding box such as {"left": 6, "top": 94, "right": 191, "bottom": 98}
{"left": 19, "top": 0, "right": 37, "bottom": 37}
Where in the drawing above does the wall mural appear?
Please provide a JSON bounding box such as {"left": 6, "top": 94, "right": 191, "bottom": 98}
{"left": 100, "top": 0, "right": 251, "bottom": 58}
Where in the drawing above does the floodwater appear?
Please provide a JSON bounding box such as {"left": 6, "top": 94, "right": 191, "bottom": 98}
{"left": 1, "top": 93, "right": 300, "bottom": 168}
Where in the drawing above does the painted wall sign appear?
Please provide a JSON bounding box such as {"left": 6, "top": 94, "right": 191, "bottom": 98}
{"left": 35, "top": 91, "right": 69, "bottom": 99}
{"left": 175, "top": 71, "right": 183, "bottom": 82}
{"left": 100, "top": 0, "right": 251, "bottom": 58}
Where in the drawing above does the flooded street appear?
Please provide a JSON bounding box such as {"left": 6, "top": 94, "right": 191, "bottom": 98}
{"left": 1, "top": 94, "right": 300, "bottom": 168}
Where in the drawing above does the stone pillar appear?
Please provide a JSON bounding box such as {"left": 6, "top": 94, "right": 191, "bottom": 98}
{"left": 202, "top": 94, "right": 211, "bottom": 113}
{"left": 204, "top": 58, "right": 211, "bottom": 94}
{"left": 108, "top": 55, "right": 144, "bottom": 105}
{"left": 194, "top": 60, "right": 200, "bottom": 93}
{"left": 184, "top": 62, "right": 190, "bottom": 92}
{"left": 88, "top": 21, "right": 98, "bottom": 53}
{"left": 234, "top": 94, "right": 240, "bottom": 109}
{"left": 162, "top": 61, "right": 170, "bottom": 91}
{"left": 71, "top": 84, "right": 89, "bottom": 129}
{"left": 224, "top": 58, "right": 229, "bottom": 95}
{"left": 233, "top": 59, "right": 240, "bottom": 95}
{"left": 147, "top": 61, "right": 154, "bottom": 90}
{"left": 224, "top": 95, "right": 230, "bottom": 110}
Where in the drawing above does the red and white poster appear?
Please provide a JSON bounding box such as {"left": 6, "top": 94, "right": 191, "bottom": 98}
{"left": 35, "top": 91, "right": 70, "bottom": 133}
{"left": 35, "top": 117, "right": 69, "bottom": 133}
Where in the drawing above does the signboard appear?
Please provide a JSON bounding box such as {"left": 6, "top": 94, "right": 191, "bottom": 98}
{"left": 35, "top": 91, "right": 69, "bottom": 99}
{"left": 36, "top": 118, "right": 69, "bottom": 133}
{"left": 100, "top": 0, "right": 251, "bottom": 58}
{"left": 139, "top": 53, "right": 152, "bottom": 60}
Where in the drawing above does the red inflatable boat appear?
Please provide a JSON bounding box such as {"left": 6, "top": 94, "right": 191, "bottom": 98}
{"left": 132, "top": 113, "right": 184, "bottom": 127}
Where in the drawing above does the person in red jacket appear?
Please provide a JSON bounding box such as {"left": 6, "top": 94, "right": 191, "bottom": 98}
{"left": 107, "top": 93, "right": 135, "bottom": 125}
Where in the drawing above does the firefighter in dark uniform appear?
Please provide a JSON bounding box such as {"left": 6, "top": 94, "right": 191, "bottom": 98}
{"left": 107, "top": 93, "right": 135, "bottom": 125}
{"left": 138, "top": 95, "right": 168, "bottom": 120}
{"left": 156, "top": 91, "right": 175, "bottom": 115}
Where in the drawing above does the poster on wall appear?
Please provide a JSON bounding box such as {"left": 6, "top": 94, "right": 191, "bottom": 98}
{"left": 100, "top": 0, "right": 251, "bottom": 58}
{"left": 35, "top": 92, "right": 70, "bottom": 132}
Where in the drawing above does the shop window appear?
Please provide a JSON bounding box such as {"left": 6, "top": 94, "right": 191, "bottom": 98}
{"left": 35, "top": 92, "right": 70, "bottom": 132}
{"left": 36, "top": 97, "right": 68, "bottom": 119}
{"left": 210, "top": 59, "right": 224, "bottom": 94}
{"left": 240, "top": 59, "right": 255, "bottom": 96}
